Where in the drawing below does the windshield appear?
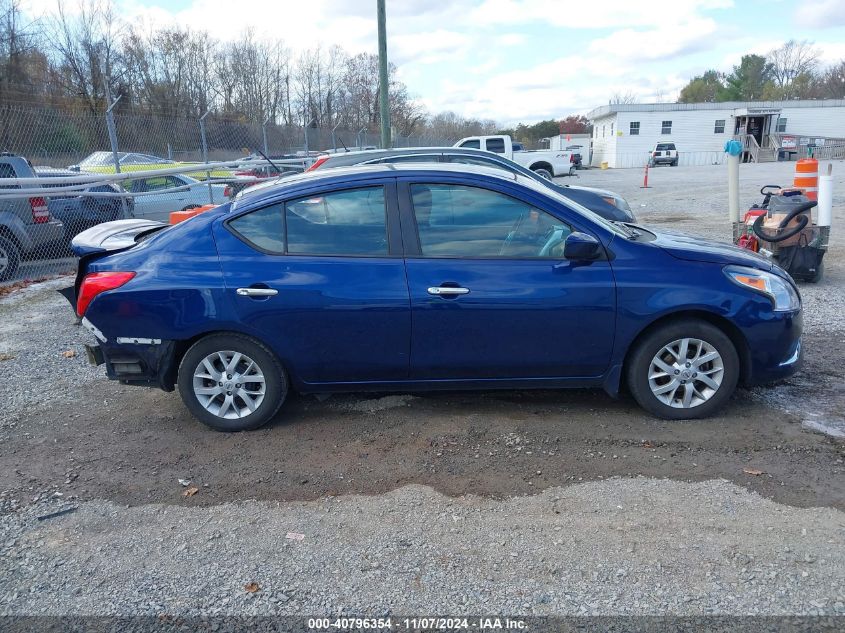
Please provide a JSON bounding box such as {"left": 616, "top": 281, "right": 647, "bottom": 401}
{"left": 517, "top": 177, "right": 630, "bottom": 237}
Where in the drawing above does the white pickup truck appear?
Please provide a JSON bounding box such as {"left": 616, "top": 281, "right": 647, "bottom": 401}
{"left": 453, "top": 135, "right": 576, "bottom": 179}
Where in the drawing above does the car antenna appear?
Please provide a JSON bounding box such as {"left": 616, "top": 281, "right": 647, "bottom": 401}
{"left": 255, "top": 149, "right": 282, "bottom": 174}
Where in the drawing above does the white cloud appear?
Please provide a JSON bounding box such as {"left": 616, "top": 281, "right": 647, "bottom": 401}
{"left": 470, "top": 0, "right": 734, "bottom": 29}
{"left": 794, "top": 0, "right": 845, "bottom": 28}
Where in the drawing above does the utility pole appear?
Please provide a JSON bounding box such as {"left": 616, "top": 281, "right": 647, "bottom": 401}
{"left": 377, "top": 0, "right": 391, "bottom": 149}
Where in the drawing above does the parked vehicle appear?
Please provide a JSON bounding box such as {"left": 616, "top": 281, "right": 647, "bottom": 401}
{"left": 125, "top": 174, "right": 231, "bottom": 222}
{"left": 649, "top": 143, "right": 678, "bottom": 166}
{"left": 454, "top": 135, "right": 576, "bottom": 178}
{"left": 0, "top": 153, "right": 64, "bottom": 280}
{"left": 69, "top": 164, "right": 802, "bottom": 431}
{"left": 69, "top": 151, "right": 233, "bottom": 180}
{"left": 306, "top": 146, "right": 634, "bottom": 221}
{"left": 34, "top": 168, "right": 133, "bottom": 242}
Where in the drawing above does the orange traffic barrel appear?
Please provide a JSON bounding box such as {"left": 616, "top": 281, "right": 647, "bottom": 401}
{"left": 793, "top": 158, "right": 818, "bottom": 201}
{"left": 169, "top": 204, "right": 217, "bottom": 225}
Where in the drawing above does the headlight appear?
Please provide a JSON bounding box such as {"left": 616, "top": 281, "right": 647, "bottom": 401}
{"left": 724, "top": 265, "right": 801, "bottom": 312}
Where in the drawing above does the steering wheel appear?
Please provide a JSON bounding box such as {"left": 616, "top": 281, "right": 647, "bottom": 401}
{"left": 752, "top": 200, "right": 816, "bottom": 243}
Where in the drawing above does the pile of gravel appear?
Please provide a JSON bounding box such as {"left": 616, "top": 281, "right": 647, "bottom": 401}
{"left": 2, "top": 479, "right": 843, "bottom": 616}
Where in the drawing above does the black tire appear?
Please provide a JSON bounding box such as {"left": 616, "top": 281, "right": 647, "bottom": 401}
{"left": 533, "top": 168, "right": 553, "bottom": 180}
{"left": 671, "top": 159, "right": 678, "bottom": 166}
{"left": 177, "top": 333, "right": 288, "bottom": 431}
{"left": 626, "top": 319, "right": 739, "bottom": 420}
{"left": 0, "top": 234, "right": 21, "bottom": 282}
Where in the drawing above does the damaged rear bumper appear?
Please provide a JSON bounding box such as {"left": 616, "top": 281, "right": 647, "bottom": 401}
{"left": 83, "top": 338, "right": 177, "bottom": 392}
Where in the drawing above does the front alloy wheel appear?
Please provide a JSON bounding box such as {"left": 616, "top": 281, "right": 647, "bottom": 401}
{"left": 627, "top": 320, "right": 739, "bottom": 420}
{"left": 648, "top": 338, "right": 724, "bottom": 409}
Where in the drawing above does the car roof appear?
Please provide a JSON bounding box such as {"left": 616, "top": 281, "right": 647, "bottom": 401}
{"left": 235, "top": 162, "right": 521, "bottom": 204}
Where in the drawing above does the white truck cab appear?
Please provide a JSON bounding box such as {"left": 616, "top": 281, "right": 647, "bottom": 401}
{"left": 454, "top": 135, "right": 575, "bottom": 179}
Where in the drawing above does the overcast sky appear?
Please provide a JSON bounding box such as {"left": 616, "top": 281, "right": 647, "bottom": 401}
{"left": 23, "top": 0, "right": 845, "bottom": 125}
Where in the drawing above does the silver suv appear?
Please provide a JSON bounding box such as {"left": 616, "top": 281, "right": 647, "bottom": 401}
{"left": 0, "top": 153, "right": 64, "bottom": 281}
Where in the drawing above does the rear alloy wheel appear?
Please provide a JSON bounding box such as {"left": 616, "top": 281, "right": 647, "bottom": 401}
{"left": 533, "top": 168, "right": 553, "bottom": 180}
{"left": 178, "top": 333, "right": 287, "bottom": 431}
{"left": 626, "top": 320, "right": 739, "bottom": 420}
{"left": 0, "top": 235, "right": 21, "bottom": 282}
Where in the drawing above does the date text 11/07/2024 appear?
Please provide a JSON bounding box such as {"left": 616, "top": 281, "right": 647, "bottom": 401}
{"left": 306, "top": 617, "right": 528, "bottom": 630}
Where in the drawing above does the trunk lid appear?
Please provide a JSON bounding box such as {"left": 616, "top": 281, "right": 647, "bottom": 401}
{"left": 70, "top": 219, "right": 167, "bottom": 257}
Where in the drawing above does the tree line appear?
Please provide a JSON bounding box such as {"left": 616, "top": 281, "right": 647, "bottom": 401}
{"left": 0, "top": 0, "right": 496, "bottom": 140}
{"left": 679, "top": 40, "right": 845, "bottom": 103}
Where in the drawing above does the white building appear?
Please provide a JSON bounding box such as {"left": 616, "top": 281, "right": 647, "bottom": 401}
{"left": 586, "top": 99, "right": 845, "bottom": 168}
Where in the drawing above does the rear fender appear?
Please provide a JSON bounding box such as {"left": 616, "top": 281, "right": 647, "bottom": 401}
{"left": 0, "top": 211, "right": 33, "bottom": 251}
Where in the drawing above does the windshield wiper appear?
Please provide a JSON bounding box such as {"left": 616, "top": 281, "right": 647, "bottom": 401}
{"left": 613, "top": 221, "right": 641, "bottom": 238}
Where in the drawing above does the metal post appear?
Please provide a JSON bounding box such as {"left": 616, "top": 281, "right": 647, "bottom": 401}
{"left": 199, "top": 111, "right": 213, "bottom": 204}
{"left": 358, "top": 127, "right": 367, "bottom": 149}
{"left": 167, "top": 143, "right": 173, "bottom": 161}
{"left": 377, "top": 0, "right": 391, "bottom": 149}
{"left": 262, "top": 117, "right": 270, "bottom": 157}
{"left": 102, "top": 69, "right": 129, "bottom": 218}
{"left": 331, "top": 121, "right": 342, "bottom": 151}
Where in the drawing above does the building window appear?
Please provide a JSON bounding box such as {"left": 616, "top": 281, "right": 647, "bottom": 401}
{"left": 776, "top": 117, "right": 787, "bottom": 133}
{"left": 630, "top": 121, "right": 640, "bottom": 135}
{"left": 602, "top": 125, "right": 605, "bottom": 138}
{"left": 661, "top": 120, "right": 672, "bottom": 135}
{"left": 610, "top": 123, "right": 614, "bottom": 136}
{"left": 714, "top": 119, "right": 725, "bottom": 134}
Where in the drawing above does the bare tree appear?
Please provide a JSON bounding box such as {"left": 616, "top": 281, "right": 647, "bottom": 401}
{"left": 47, "top": 0, "right": 123, "bottom": 114}
{"left": 609, "top": 90, "right": 638, "bottom": 104}
{"left": 767, "top": 40, "right": 821, "bottom": 92}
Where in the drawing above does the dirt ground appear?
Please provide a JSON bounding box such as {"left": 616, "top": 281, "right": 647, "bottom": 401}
{"left": 3, "top": 364, "right": 844, "bottom": 512}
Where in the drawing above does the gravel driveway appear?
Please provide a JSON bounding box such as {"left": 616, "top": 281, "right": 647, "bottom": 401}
{"left": 1, "top": 161, "right": 844, "bottom": 624}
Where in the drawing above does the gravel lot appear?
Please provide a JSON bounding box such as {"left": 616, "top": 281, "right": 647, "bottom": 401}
{"left": 1, "top": 161, "right": 844, "bottom": 622}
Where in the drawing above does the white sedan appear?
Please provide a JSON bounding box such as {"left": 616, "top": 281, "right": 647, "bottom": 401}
{"left": 126, "top": 174, "right": 230, "bottom": 222}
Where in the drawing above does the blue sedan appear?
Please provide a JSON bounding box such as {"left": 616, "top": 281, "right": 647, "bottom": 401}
{"left": 68, "top": 164, "right": 802, "bottom": 431}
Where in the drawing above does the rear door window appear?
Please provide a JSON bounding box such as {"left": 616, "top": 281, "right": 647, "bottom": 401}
{"left": 459, "top": 139, "right": 481, "bottom": 149}
{"left": 286, "top": 186, "right": 387, "bottom": 256}
{"left": 229, "top": 203, "right": 285, "bottom": 253}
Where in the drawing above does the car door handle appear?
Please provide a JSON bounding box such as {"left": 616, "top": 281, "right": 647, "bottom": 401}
{"left": 237, "top": 287, "right": 278, "bottom": 297}
{"left": 427, "top": 286, "right": 470, "bottom": 296}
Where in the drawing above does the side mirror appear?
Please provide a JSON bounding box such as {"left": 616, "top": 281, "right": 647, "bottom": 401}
{"left": 563, "top": 232, "right": 601, "bottom": 261}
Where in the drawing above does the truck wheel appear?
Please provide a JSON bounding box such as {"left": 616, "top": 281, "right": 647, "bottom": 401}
{"left": 626, "top": 319, "right": 739, "bottom": 420}
{"left": 0, "top": 235, "right": 21, "bottom": 282}
{"left": 671, "top": 159, "right": 678, "bottom": 166}
{"left": 533, "top": 168, "right": 553, "bottom": 180}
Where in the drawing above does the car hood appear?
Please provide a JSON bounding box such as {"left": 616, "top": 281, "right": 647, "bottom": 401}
{"left": 649, "top": 228, "right": 773, "bottom": 271}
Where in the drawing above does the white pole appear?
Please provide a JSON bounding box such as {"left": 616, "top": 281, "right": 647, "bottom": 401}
{"left": 728, "top": 153, "right": 740, "bottom": 224}
{"left": 818, "top": 162, "right": 833, "bottom": 227}
{"left": 724, "top": 139, "right": 743, "bottom": 241}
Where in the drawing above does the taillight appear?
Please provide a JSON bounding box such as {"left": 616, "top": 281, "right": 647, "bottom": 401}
{"left": 570, "top": 155, "right": 575, "bottom": 163}
{"left": 305, "top": 155, "right": 330, "bottom": 172}
{"left": 77, "top": 272, "right": 136, "bottom": 317}
{"left": 224, "top": 186, "right": 232, "bottom": 197}
{"left": 30, "top": 197, "right": 49, "bottom": 224}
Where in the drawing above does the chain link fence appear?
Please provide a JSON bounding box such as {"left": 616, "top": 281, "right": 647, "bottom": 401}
{"left": 0, "top": 105, "right": 452, "bottom": 286}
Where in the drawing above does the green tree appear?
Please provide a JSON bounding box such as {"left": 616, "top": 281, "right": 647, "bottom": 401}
{"left": 723, "top": 54, "right": 773, "bottom": 100}
{"left": 678, "top": 70, "right": 727, "bottom": 103}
